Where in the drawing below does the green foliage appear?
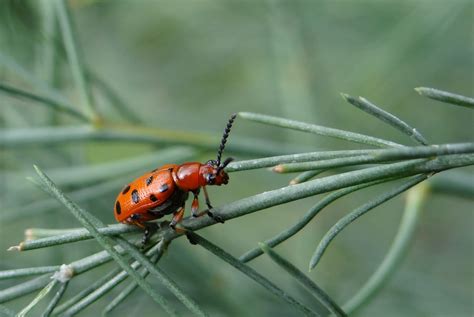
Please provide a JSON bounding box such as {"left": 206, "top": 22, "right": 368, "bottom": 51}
{"left": 1, "top": 1, "right": 473, "bottom": 317}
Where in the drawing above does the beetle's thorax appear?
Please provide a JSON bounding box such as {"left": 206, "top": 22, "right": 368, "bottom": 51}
{"left": 172, "top": 162, "right": 201, "bottom": 191}
{"left": 172, "top": 162, "right": 229, "bottom": 191}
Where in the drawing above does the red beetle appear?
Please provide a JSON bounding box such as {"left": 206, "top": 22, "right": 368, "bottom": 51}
{"left": 114, "top": 114, "right": 236, "bottom": 242}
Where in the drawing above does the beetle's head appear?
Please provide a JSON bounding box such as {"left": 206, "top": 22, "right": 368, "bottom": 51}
{"left": 201, "top": 158, "right": 232, "bottom": 186}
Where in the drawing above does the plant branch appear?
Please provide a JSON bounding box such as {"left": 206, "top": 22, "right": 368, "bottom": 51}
{"left": 0, "top": 275, "right": 52, "bottom": 304}
{"left": 11, "top": 224, "right": 140, "bottom": 252}
{"left": 226, "top": 149, "right": 375, "bottom": 172}
{"left": 11, "top": 154, "right": 473, "bottom": 254}
{"left": 274, "top": 143, "right": 474, "bottom": 173}
{"left": 0, "top": 266, "right": 59, "bottom": 280}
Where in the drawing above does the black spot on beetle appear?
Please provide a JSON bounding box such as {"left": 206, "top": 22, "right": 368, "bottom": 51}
{"left": 150, "top": 168, "right": 158, "bottom": 173}
{"left": 149, "top": 194, "right": 158, "bottom": 202}
{"left": 121, "top": 185, "right": 130, "bottom": 195}
{"left": 115, "top": 201, "right": 121, "bottom": 214}
{"left": 159, "top": 184, "right": 169, "bottom": 193}
{"left": 146, "top": 175, "right": 153, "bottom": 186}
{"left": 132, "top": 189, "right": 139, "bottom": 204}
{"left": 130, "top": 213, "right": 140, "bottom": 220}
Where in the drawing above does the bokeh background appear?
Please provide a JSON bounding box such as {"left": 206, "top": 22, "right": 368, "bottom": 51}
{"left": 1, "top": 0, "right": 473, "bottom": 316}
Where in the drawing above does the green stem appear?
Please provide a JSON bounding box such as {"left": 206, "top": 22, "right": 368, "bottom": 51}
{"left": 14, "top": 224, "right": 139, "bottom": 251}
{"left": 0, "top": 266, "right": 59, "bottom": 280}
{"left": 226, "top": 149, "right": 374, "bottom": 172}
{"left": 0, "top": 275, "right": 51, "bottom": 304}
{"left": 180, "top": 155, "right": 473, "bottom": 234}
{"left": 274, "top": 143, "right": 474, "bottom": 173}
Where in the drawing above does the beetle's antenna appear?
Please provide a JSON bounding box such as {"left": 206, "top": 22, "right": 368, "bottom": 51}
{"left": 216, "top": 157, "right": 234, "bottom": 174}
{"left": 216, "top": 113, "right": 237, "bottom": 166}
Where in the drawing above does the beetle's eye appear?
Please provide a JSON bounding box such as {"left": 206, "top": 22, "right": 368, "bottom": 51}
{"left": 206, "top": 174, "right": 216, "bottom": 184}
{"left": 206, "top": 160, "right": 218, "bottom": 167}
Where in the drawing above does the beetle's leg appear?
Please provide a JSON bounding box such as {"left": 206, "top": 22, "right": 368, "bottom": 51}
{"left": 142, "top": 222, "right": 158, "bottom": 247}
{"left": 169, "top": 206, "right": 187, "bottom": 234}
{"left": 191, "top": 190, "right": 207, "bottom": 218}
{"left": 129, "top": 214, "right": 155, "bottom": 248}
{"left": 202, "top": 187, "right": 213, "bottom": 209}
{"left": 185, "top": 232, "right": 198, "bottom": 245}
{"left": 202, "top": 187, "right": 225, "bottom": 223}
{"left": 191, "top": 192, "right": 200, "bottom": 217}
{"left": 128, "top": 213, "right": 144, "bottom": 227}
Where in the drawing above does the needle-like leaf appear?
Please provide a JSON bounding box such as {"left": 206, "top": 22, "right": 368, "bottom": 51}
{"left": 341, "top": 94, "right": 428, "bottom": 145}
{"left": 54, "top": 0, "right": 98, "bottom": 122}
{"left": 415, "top": 87, "right": 474, "bottom": 109}
{"left": 0, "top": 83, "right": 88, "bottom": 121}
{"left": 239, "top": 112, "right": 402, "bottom": 148}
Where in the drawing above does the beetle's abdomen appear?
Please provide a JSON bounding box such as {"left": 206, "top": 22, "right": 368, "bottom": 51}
{"left": 114, "top": 166, "right": 177, "bottom": 223}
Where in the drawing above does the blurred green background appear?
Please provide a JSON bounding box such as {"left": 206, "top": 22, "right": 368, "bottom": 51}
{"left": 0, "top": 0, "right": 473, "bottom": 316}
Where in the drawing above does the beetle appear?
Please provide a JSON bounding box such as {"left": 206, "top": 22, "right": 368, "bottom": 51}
{"left": 114, "top": 114, "right": 236, "bottom": 243}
